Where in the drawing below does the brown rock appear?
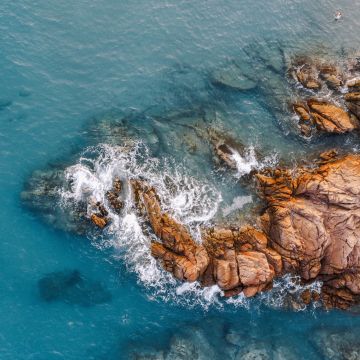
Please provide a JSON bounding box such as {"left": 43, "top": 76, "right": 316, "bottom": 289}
{"left": 91, "top": 214, "right": 108, "bottom": 229}
{"left": 301, "top": 289, "right": 312, "bottom": 305}
{"left": 132, "top": 180, "right": 209, "bottom": 282}
{"left": 293, "top": 103, "right": 311, "bottom": 122}
{"left": 344, "top": 92, "right": 360, "bottom": 102}
{"left": 307, "top": 99, "right": 358, "bottom": 133}
{"left": 237, "top": 251, "right": 274, "bottom": 296}
{"left": 346, "top": 77, "right": 360, "bottom": 88}
{"left": 295, "top": 64, "right": 321, "bottom": 90}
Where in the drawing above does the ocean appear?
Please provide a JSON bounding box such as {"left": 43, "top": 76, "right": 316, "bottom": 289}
{"left": 1, "top": 1, "right": 360, "bottom": 359}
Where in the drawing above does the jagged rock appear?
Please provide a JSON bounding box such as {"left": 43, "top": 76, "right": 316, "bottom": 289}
{"left": 91, "top": 214, "right": 108, "bottom": 228}
{"left": 344, "top": 92, "right": 360, "bottom": 102}
{"left": 307, "top": 99, "right": 358, "bottom": 133}
{"left": 105, "top": 177, "right": 124, "bottom": 214}
{"left": 132, "top": 180, "right": 209, "bottom": 282}
{"left": 344, "top": 92, "right": 360, "bottom": 119}
{"left": 319, "top": 64, "right": 343, "bottom": 90}
{"left": 295, "top": 63, "right": 321, "bottom": 90}
{"left": 257, "top": 154, "right": 360, "bottom": 307}
{"left": 293, "top": 103, "right": 310, "bottom": 122}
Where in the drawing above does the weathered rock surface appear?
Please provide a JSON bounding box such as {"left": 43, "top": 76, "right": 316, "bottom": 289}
{"left": 295, "top": 63, "right": 321, "bottom": 90}
{"left": 131, "top": 180, "right": 209, "bottom": 282}
{"left": 131, "top": 152, "right": 360, "bottom": 309}
{"left": 307, "top": 99, "right": 358, "bottom": 133}
{"left": 106, "top": 177, "right": 124, "bottom": 214}
{"left": 257, "top": 152, "right": 360, "bottom": 308}
{"left": 292, "top": 99, "right": 359, "bottom": 135}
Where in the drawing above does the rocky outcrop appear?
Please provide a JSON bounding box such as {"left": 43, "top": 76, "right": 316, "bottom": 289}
{"left": 131, "top": 180, "right": 279, "bottom": 297}
{"left": 131, "top": 151, "right": 360, "bottom": 309}
{"left": 290, "top": 56, "right": 360, "bottom": 136}
{"left": 131, "top": 180, "right": 209, "bottom": 282}
{"left": 292, "top": 99, "right": 358, "bottom": 135}
{"left": 257, "top": 152, "right": 360, "bottom": 308}
{"left": 90, "top": 202, "right": 109, "bottom": 228}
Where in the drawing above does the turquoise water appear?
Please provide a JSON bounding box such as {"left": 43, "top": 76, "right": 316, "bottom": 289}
{"left": 2, "top": 1, "right": 360, "bottom": 359}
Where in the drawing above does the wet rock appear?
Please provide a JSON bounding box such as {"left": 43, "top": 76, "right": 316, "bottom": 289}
{"left": 215, "top": 142, "right": 238, "bottom": 169}
{"left": 293, "top": 103, "right": 310, "bottom": 122}
{"left": 132, "top": 180, "right": 209, "bottom": 282}
{"left": 344, "top": 92, "right": 360, "bottom": 119}
{"left": 294, "top": 63, "right": 321, "bottom": 90}
{"left": 91, "top": 213, "right": 108, "bottom": 228}
{"left": 318, "top": 64, "right": 343, "bottom": 90}
{"left": 165, "top": 327, "right": 217, "bottom": 360}
{"left": 106, "top": 177, "right": 124, "bottom": 214}
{"left": 212, "top": 61, "right": 257, "bottom": 91}
{"left": 307, "top": 99, "right": 358, "bottom": 133}
{"left": 346, "top": 77, "right": 360, "bottom": 89}
{"left": 235, "top": 342, "right": 271, "bottom": 360}
{"left": 22, "top": 168, "right": 90, "bottom": 235}
{"left": 311, "top": 327, "right": 360, "bottom": 360}
{"left": 38, "top": 269, "right": 112, "bottom": 306}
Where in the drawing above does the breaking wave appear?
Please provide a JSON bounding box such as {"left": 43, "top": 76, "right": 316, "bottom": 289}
{"left": 229, "top": 145, "right": 278, "bottom": 178}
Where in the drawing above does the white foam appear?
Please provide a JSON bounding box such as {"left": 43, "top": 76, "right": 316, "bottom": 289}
{"left": 229, "top": 145, "right": 278, "bottom": 179}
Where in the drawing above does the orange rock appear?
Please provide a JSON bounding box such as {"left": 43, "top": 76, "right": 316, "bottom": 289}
{"left": 91, "top": 214, "right": 108, "bottom": 229}
{"left": 307, "top": 99, "right": 357, "bottom": 133}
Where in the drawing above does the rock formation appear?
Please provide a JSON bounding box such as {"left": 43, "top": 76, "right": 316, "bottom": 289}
{"left": 290, "top": 56, "right": 360, "bottom": 136}
{"left": 130, "top": 151, "right": 360, "bottom": 309}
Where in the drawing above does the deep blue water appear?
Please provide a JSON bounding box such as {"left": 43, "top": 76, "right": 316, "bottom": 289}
{"left": 2, "top": 1, "right": 360, "bottom": 359}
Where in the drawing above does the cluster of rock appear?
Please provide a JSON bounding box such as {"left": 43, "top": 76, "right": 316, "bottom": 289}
{"left": 90, "top": 177, "right": 124, "bottom": 229}
{"left": 126, "top": 150, "right": 360, "bottom": 310}
{"left": 291, "top": 56, "right": 360, "bottom": 136}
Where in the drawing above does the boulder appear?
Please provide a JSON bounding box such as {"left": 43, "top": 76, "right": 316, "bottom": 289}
{"left": 91, "top": 213, "right": 108, "bottom": 228}
{"left": 307, "top": 99, "right": 358, "bottom": 133}
{"left": 257, "top": 154, "right": 360, "bottom": 307}
{"left": 295, "top": 63, "right": 321, "bottom": 90}
{"left": 346, "top": 77, "right": 360, "bottom": 88}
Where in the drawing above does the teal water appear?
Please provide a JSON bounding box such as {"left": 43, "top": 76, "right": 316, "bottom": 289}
{"left": 2, "top": 1, "right": 360, "bottom": 359}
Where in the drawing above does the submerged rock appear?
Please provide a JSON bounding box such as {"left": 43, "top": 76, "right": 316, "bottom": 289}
{"left": 38, "top": 269, "right": 112, "bottom": 306}
{"left": 311, "top": 327, "right": 360, "bottom": 360}
{"left": 212, "top": 61, "right": 257, "bottom": 91}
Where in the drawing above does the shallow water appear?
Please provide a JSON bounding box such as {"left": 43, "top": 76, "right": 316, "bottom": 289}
{"left": 2, "top": 0, "right": 360, "bottom": 359}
